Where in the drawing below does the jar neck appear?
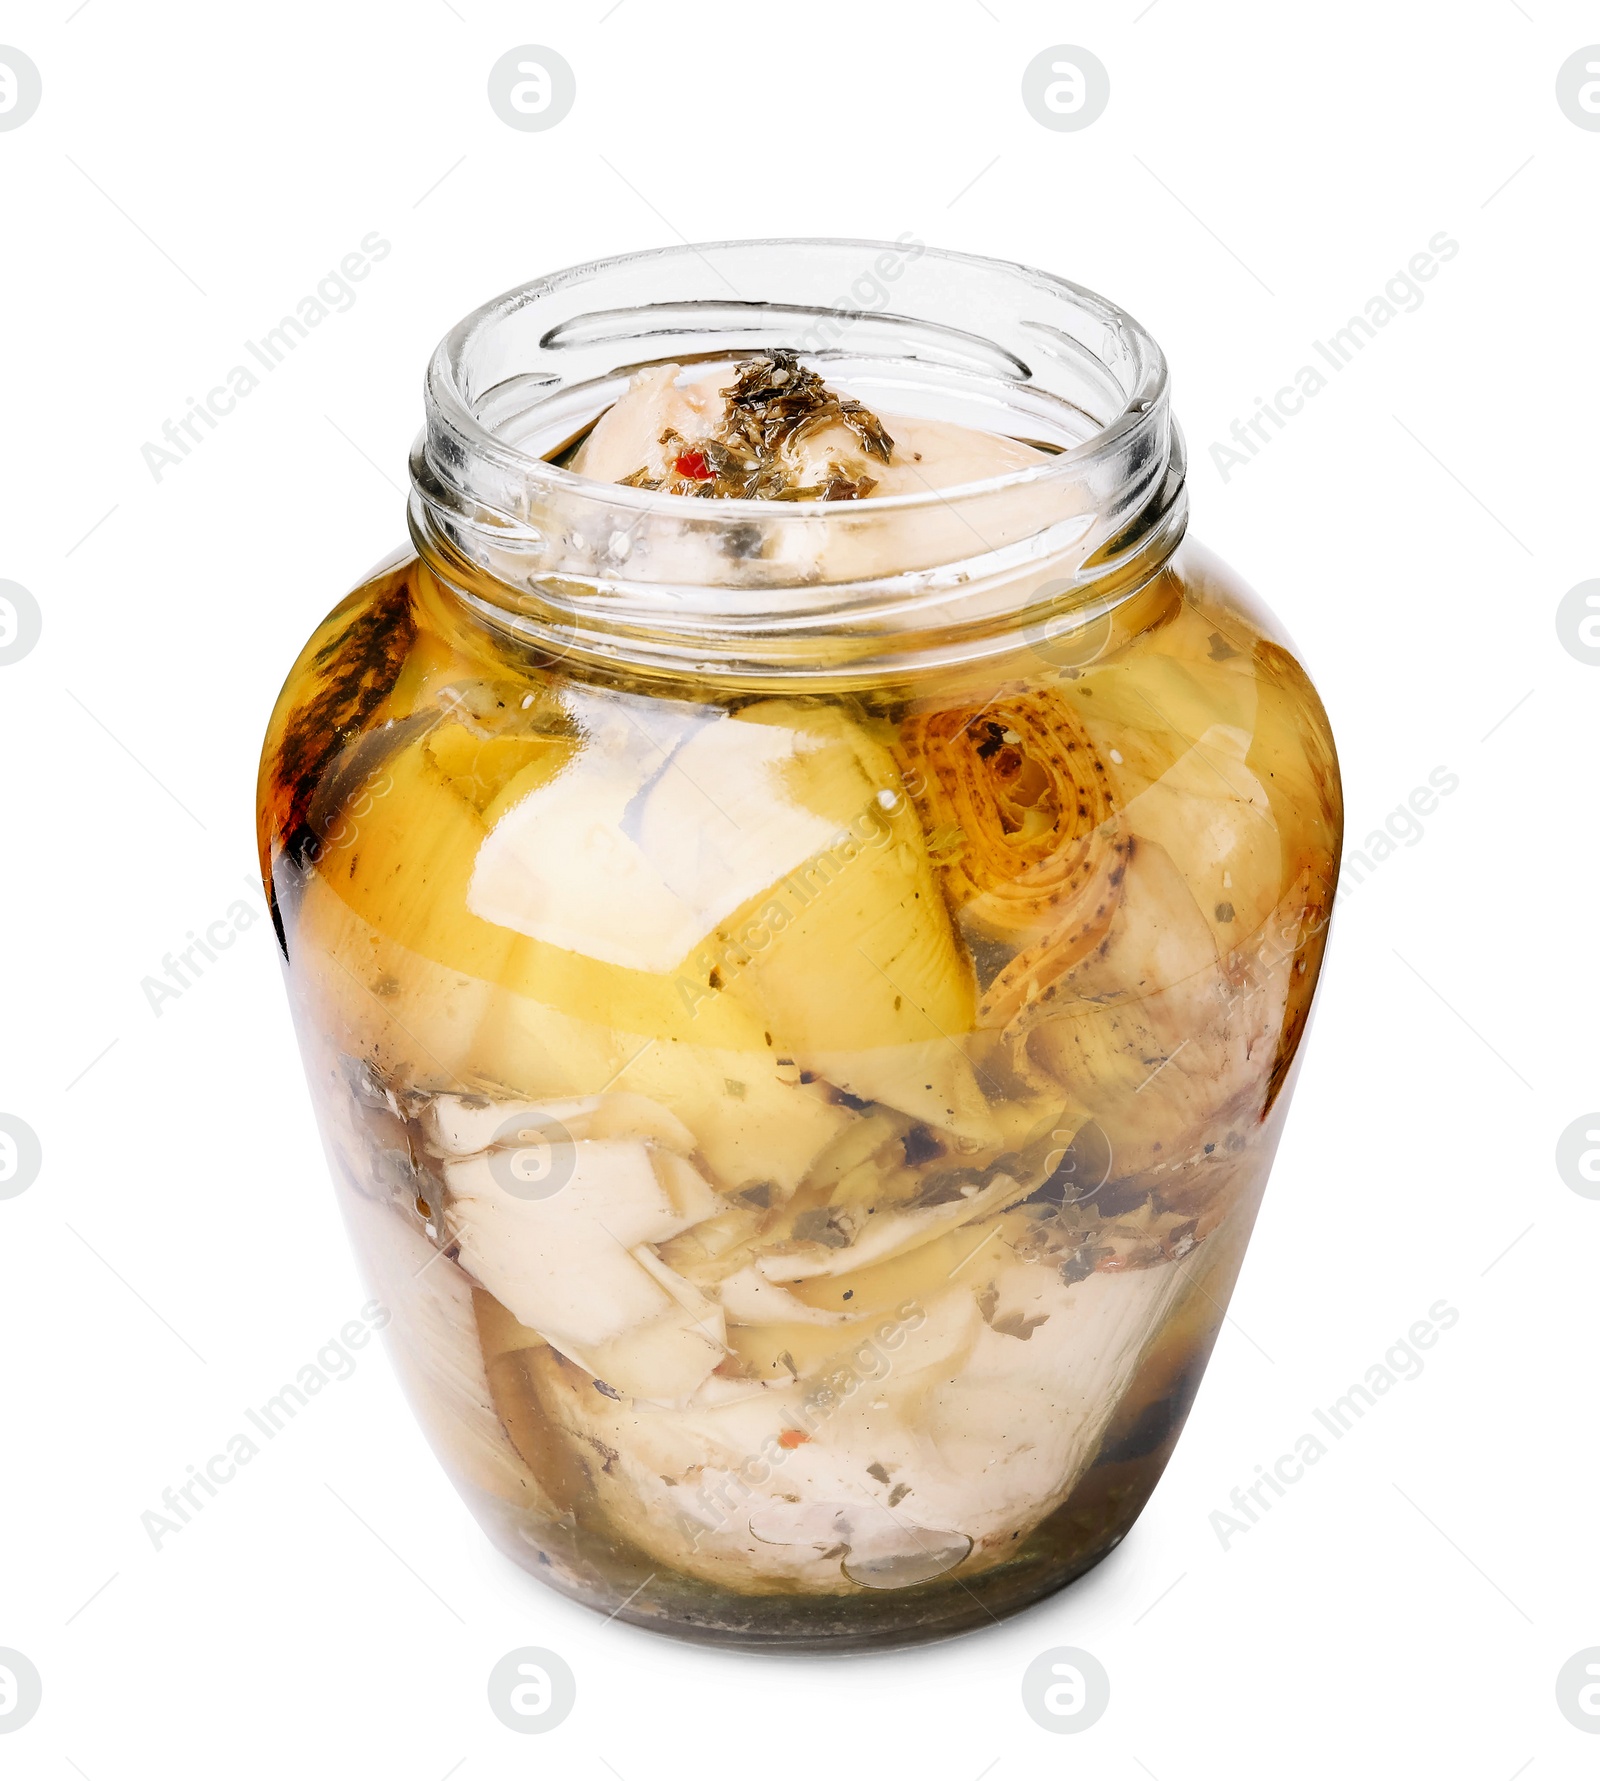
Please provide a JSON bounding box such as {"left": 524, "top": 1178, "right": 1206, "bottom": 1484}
{"left": 407, "top": 240, "right": 1189, "bottom": 684}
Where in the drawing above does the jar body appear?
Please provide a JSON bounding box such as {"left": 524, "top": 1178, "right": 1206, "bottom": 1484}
{"left": 257, "top": 539, "right": 1340, "bottom": 1649}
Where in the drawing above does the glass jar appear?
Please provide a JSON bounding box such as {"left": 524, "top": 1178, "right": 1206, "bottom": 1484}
{"left": 257, "top": 241, "right": 1341, "bottom": 1651}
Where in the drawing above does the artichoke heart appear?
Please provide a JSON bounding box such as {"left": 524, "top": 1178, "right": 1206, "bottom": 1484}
{"left": 710, "top": 698, "right": 976, "bottom": 1053}
{"left": 896, "top": 686, "right": 1131, "bottom": 1030}
{"left": 442, "top": 1135, "right": 728, "bottom": 1403}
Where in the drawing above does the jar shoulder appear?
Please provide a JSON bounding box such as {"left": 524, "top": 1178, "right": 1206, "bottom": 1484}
{"left": 257, "top": 542, "right": 1342, "bottom": 995}
{"left": 256, "top": 551, "right": 468, "bottom": 870}
{"left": 1156, "top": 538, "right": 1344, "bottom": 859}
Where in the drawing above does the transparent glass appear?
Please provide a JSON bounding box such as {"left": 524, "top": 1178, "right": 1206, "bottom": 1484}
{"left": 257, "top": 241, "right": 1342, "bottom": 1650}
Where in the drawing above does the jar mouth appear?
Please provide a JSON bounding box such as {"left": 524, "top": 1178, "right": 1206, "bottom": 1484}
{"left": 409, "top": 239, "right": 1188, "bottom": 679}
{"left": 424, "top": 237, "right": 1171, "bottom": 517}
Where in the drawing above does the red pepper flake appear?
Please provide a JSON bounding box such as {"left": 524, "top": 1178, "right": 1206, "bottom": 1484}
{"left": 673, "top": 449, "right": 713, "bottom": 481}
{"left": 777, "top": 1428, "right": 810, "bottom": 1449}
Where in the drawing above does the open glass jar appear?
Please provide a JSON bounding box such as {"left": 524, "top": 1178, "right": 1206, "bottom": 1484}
{"left": 257, "top": 241, "right": 1341, "bottom": 1651}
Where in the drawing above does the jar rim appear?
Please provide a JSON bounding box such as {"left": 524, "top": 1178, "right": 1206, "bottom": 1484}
{"left": 423, "top": 236, "right": 1174, "bottom": 520}
{"left": 409, "top": 239, "right": 1189, "bottom": 680}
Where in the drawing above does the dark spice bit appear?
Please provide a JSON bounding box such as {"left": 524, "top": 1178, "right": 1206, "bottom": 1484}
{"left": 621, "top": 348, "right": 894, "bottom": 502}
{"left": 901, "top": 1125, "right": 944, "bottom": 1167}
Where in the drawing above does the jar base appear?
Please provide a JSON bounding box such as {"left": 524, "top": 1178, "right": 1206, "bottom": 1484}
{"left": 468, "top": 1453, "right": 1169, "bottom": 1653}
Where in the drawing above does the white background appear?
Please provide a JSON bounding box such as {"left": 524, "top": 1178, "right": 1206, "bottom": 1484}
{"left": 1, "top": 2, "right": 1596, "bottom": 1774}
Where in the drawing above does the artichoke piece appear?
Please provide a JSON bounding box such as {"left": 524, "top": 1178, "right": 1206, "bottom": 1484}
{"left": 467, "top": 686, "right": 842, "bottom": 976}
{"left": 425, "top": 720, "right": 576, "bottom": 818}
{"left": 312, "top": 729, "right": 517, "bottom": 1012}
{"left": 780, "top": 1222, "right": 1017, "bottom": 1318}
{"left": 716, "top": 1265, "right": 866, "bottom": 1328}
{"left": 1068, "top": 593, "right": 1264, "bottom": 780}
{"left": 798, "top": 1109, "right": 910, "bottom": 1196}
{"left": 441, "top": 1137, "right": 727, "bottom": 1404}
{"left": 911, "top": 1259, "right": 1190, "bottom": 1500}
{"left": 1021, "top": 834, "right": 1218, "bottom": 1076}
{"left": 585, "top": 1246, "right": 729, "bottom": 1405}
{"left": 714, "top": 700, "right": 975, "bottom": 1052}
{"left": 517, "top": 1248, "right": 1192, "bottom": 1594}
{"left": 515, "top": 1287, "right": 986, "bottom": 1591}
{"left": 424, "top": 1089, "right": 697, "bottom": 1160}
{"left": 621, "top": 1042, "right": 857, "bottom": 1195}
{"left": 1022, "top": 834, "right": 1298, "bottom": 1200}
{"left": 1115, "top": 721, "right": 1283, "bottom": 954}
{"left": 290, "top": 740, "right": 515, "bottom": 1092}
{"left": 896, "top": 684, "right": 1132, "bottom": 1032}
{"left": 796, "top": 1041, "right": 1000, "bottom": 1146}
{"left": 474, "top": 1288, "right": 549, "bottom": 1361}
{"left": 723, "top": 1317, "right": 863, "bottom": 1382}
{"left": 756, "top": 1166, "right": 1034, "bottom": 1284}
{"left": 465, "top": 985, "right": 676, "bottom": 1104}
{"left": 572, "top": 359, "right": 1047, "bottom": 507}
